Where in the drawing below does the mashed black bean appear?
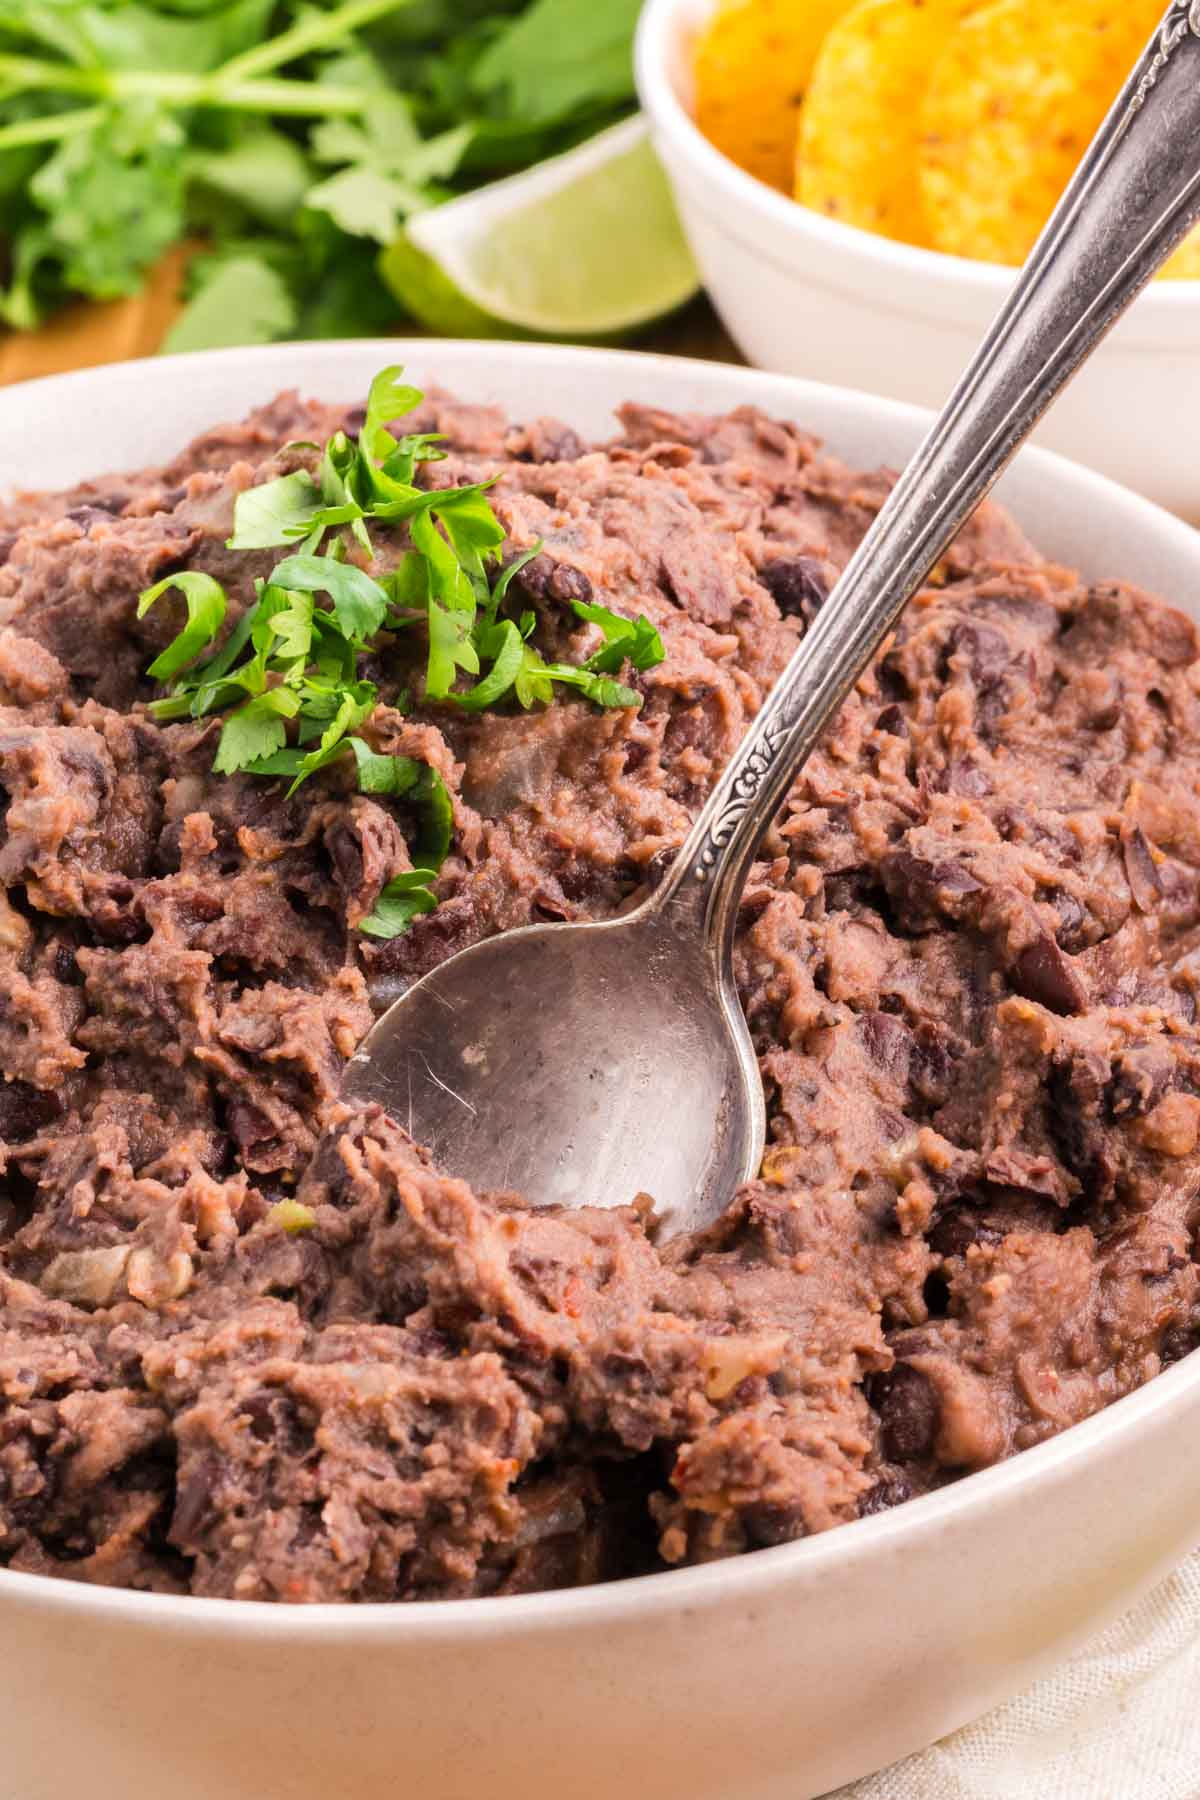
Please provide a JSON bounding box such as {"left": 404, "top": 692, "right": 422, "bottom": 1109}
{"left": 0, "top": 389, "right": 1197, "bottom": 1602}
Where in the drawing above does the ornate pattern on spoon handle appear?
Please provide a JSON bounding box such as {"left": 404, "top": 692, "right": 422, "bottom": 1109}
{"left": 1127, "top": 0, "right": 1200, "bottom": 114}
{"left": 693, "top": 724, "right": 790, "bottom": 883}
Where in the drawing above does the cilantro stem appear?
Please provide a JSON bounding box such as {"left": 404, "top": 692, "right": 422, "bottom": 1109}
{"left": 0, "top": 105, "right": 105, "bottom": 151}
{"left": 214, "top": 0, "right": 418, "bottom": 84}
{"left": 192, "top": 77, "right": 389, "bottom": 117}
{"left": 0, "top": 61, "right": 390, "bottom": 125}
{"left": 0, "top": 54, "right": 99, "bottom": 96}
{"left": 0, "top": 0, "right": 419, "bottom": 105}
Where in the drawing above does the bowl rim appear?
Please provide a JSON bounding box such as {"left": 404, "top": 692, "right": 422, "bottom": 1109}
{"left": 3, "top": 335, "right": 1200, "bottom": 1644}
{"left": 634, "top": 0, "right": 1200, "bottom": 314}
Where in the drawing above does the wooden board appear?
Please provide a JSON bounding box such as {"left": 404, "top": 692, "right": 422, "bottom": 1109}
{"left": 0, "top": 245, "right": 193, "bottom": 386}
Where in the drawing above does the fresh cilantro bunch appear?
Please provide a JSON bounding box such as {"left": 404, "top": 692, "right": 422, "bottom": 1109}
{"left": 0, "top": 0, "right": 642, "bottom": 345}
{"left": 137, "top": 366, "right": 665, "bottom": 937}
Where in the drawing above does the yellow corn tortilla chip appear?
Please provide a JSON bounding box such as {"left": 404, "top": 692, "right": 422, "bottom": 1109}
{"left": 797, "top": 0, "right": 983, "bottom": 246}
{"left": 694, "top": 0, "right": 858, "bottom": 193}
{"left": 918, "top": 0, "right": 1163, "bottom": 267}
{"left": 1161, "top": 233, "right": 1200, "bottom": 280}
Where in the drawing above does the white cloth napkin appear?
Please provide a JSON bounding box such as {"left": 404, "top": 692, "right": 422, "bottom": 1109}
{"left": 828, "top": 1553, "right": 1200, "bottom": 1800}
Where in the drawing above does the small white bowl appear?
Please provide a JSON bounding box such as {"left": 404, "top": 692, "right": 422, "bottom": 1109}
{"left": 3, "top": 342, "right": 1200, "bottom": 1800}
{"left": 637, "top": 0, "right": 1200, "bottom": 519}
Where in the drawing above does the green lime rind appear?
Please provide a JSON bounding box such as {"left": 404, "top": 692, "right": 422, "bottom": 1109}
{"left": 377, "top": 235, "right": 518, "bottom": 339}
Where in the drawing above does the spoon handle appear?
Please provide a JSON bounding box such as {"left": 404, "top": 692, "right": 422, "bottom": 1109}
{"left": 654, "top": 0, "right": 1200, "bottom": 947}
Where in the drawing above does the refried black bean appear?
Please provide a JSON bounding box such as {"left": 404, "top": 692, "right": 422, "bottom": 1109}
{"left": 0, "top": 386, "right": 1197, "bottom": 1605}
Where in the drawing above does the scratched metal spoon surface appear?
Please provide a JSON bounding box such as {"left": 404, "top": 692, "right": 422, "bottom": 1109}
{"left": 347, "top": 8, "right": 1200, "bottom": 1237}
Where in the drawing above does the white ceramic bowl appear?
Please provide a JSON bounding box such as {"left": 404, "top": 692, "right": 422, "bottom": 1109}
{"left": 636, "top": 0, "right": 1200, "bottom": 520}
{"left": 3, "top": 341, "right": 1200, "bottom": 1800}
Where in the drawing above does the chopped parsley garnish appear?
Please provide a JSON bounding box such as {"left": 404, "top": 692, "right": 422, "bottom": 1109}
{"left": 137, "top": 365, "right": 665, "bottom": 939}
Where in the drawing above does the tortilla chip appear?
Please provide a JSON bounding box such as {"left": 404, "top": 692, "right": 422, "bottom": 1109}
{"left": 694, "top": 0, "right": 858, "bottom": 193}
{"left": 1159, "top": 231, "right": 1200, "bottom": 281}
{"left": 797, "top": 0, "right": 983, "bottom": 246}
{"left": 919, "top": 0, "right": 1163, "bottom": 267}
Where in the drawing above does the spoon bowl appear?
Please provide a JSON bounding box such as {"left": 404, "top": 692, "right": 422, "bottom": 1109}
{"left": 347, "top": 896, "right": 763, "bottom": 1238}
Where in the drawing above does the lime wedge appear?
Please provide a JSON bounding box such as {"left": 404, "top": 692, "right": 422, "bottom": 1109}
{"left": 393, "top": 117, "right": 699, "bottom": 338}
{"left": 378, "top": 236, "right": 516, "bottom": 339}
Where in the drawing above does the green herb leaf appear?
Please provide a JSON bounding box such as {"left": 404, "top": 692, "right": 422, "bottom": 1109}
{"left": 186, "top": 124, "right": 312, "bottom": 231}
{"left": 539, "top": 658, "right": 640, "bottom": 708}
{"left": 26, "top": 106, "right": 187, "bottom": 310}
{"left": 430, "top": 483, "right": 506, "bottom": 590}
{"left": 450, "top": 618, "right": 523, "bottom": 710}
{"left": 270, "top": 553, "right": 390, "bottom": 642}
{"left": 424, "top": 595, "right": 481, "bottom": 701}
{"left": 214, "top": 685, "right": 300, "bottom": 775}
{"left": 572, "top": 599, "right": 665, "bottom": 674}
{"left": 137, "top": 570, "right": 228, "bottom": 682}
{"left": 410, "top": 764, "right": 454, "bottom": 871}
{"left": 265, "top": 589, "right": 315, "bottom": 662}
{"left": 284, "top": 679, "right": 377, "bottom": 794}
{"left": 358, "top": 867, "right": 439, "bottom": 940}
{"left": 228, "top": 469, "right": 323, "bottom": 550}
{"left": 410, "top": 507, "right": 476, "bottom": 611}
{"left": 380, "top": 431, "right": 447, "bottom": 486}
{"left": 471, "top": 0, "right": 641, "bottom": 125}
{"left": 361, "top": 363, "right": 423, "bottom": 463}
{"left": 305, "top": 96, "right": 472, "bottom": 247}
{"left": 161, "top": 251, "right": 297, "bottom": 355}
{"left": 346, "top": 739, "right": 424, "bottom": 796}
{"left": 488, "top": 541, "right": 543, "bottom": 621}
{"left": 64, "top": 0, "right": 277, "bottom": 78}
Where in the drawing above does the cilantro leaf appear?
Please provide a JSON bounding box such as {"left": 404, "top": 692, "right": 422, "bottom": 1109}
{"left": 346, "top": 739, "right": 425, "bottom": 796}
{"left": 450, "top": 618, "right": 523, "bottom": 710}
{"left": 409, "top": 507, "right": 477, "bottom": 611}
{"left": 26, "top": 106, "right": 186, "bottom": 308}
{"left": 407, "top": 763, "right": 454, "bottom": 871}
{"left": 430, "top": 484, "right": 506, "bottom": 593}
{"left": 186, "top": 124, "right": 312, "bottom": 232}
{"left": 572, "top": 599, "right": 665, "bottom": 674}
{"left": 214, "top": 686, "right": 300, "bottom": 775}
{"left": 358, "top": 868, "right": 439, "bottom": 941}
{"left": 228, "top": 469, "right": 323, "bottom": 550}
{"left": 551, "top": 668, "right": 641, "bottom": 709}
{"left": 283, "top": 680, "right": 377, "bottom": 794}
{"left": 64, "top": 1, "right": 277, "bottom": 78}
{"left": 265, "top": 589, "right": 314, "bottom": 662}
{"left": 512, "top": 644, "right": 640, "bottom": 712}
{"left": 161, "top": 251, "right": 297, "bottom": 355}
{"left": 304, "top": 164, "right": 429, "bottom": 246}
{"left": 380, "top": 432, "right": 447, "bottom": 487}
{"left": 471, "top": 0, "right": 641, "bottom": 125}
{"left": 487, "top": 542, "right": 543, "bottom": 623}
{"left": 306, "top": 96, "right": 473, "bottom": 247}
{"left": 317, "top": 431, "right": 372, "bottom": 553}
{"left": 385, "top": 550, "right": 431, "bottom": 615}
{"left": 425, "top": 594, "right": 481, "bottom": 700}
{"left": 137, "top": 570, "right": 228, "bottom": 682}
{"left": 270, "top": 553, "right": 390, "bottom": 642}
{"left": 361, "top": 363, "right": 424, "bottom": 463}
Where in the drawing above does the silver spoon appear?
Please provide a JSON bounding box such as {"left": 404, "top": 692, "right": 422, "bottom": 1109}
{"left": 347, "top": 4, "right": 1200, "bottom": 1236}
